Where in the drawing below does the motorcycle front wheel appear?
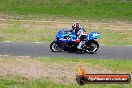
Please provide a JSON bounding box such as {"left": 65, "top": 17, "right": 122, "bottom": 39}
{"left": 50, "top": 41, "right": 62, "bottom": 52}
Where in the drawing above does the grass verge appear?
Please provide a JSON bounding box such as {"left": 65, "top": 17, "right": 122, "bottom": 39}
{"left": 0, "top": 56, "right": 131, "bottom": 88}
{"left": 0, "top": 19, "right": 132, "bottom": 45}
{"left": 0, "top": 76, "right": 131, "bottom": 88}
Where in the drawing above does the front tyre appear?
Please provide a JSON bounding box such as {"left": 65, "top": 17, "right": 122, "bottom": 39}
{"left": 50, "top": 41, "right": 62, "bottom": 52}
{"left": 84, "top": 40, "right": 99, "bottom": 54}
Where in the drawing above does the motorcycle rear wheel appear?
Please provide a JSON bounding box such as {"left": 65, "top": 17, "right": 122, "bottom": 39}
{"left": 84, "top": 40, "right": 99, "bottom": 54}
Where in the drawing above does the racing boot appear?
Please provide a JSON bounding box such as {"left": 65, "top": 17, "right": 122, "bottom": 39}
{"left": 76, "top": 41, "right": 84, "bottom": 54}
{"left": 76, "top": 49, "right": 84, "bottom": 54}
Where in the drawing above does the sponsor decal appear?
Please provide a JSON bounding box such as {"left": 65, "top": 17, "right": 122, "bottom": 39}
{"left": 76, "top": 65, "right": 131, "bottom": 85}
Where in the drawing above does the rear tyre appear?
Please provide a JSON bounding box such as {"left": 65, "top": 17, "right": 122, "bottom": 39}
{"left": 84, "top": 40, "right": 99, "bottom": 54}
{"left": 50, "top": 41, "right": 62, "bottom": 52}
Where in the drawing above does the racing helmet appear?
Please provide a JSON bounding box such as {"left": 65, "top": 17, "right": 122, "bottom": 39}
{"left": 72, "top": 23, "right": 80, "bottom": 30}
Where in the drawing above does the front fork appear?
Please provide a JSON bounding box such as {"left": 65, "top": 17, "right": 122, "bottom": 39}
{"left": 55, "top": 38, "right": 65, "bottom": 49}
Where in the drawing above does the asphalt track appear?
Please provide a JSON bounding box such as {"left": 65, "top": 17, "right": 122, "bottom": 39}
{"left": 0, "top": 42, "right": 132, "bottom": 59}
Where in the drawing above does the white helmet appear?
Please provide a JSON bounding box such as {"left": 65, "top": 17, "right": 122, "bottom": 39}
{"left": 72, "top": 23, "right": 80, "bottom": 30}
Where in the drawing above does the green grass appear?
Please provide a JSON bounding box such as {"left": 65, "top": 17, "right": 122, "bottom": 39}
{"left": 0, "top": 0, "right": 132, "bottom": 21}
{"left": 0, "top": 76, "right": 131, "bottom": 88}
{"left": 37, "top": 57, "right": 132, "bottom": 73}
{"left": 99, "top": 29, "right": 132, "bottom": 45}
{"left": 0, "top": 19, "right": 132, "bottom": 45}
{"left": 0, "top": 56, "right": 132, "bottom": 88}
{"left": 0, "top": 20, "right": 57, "bottom": 42}
{"left": 0, "top": 0, "right": 132, "bottom": 45}
{"left": 0, "top": 27, "right": 55, "bottom": 42}
{"left": 0, "top": 76, "right": 67, "bottom": 88}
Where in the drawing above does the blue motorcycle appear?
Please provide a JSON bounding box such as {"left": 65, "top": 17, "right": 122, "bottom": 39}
{"left": 50, "top": 28, "right": 101, "bottom": 54}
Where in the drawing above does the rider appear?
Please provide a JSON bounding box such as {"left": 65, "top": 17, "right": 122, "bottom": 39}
{"left": 71, "top": 23, "right": 87, "bottom": 53}
{"left": 72, "top": 23, "right": 80, "bottom": 35}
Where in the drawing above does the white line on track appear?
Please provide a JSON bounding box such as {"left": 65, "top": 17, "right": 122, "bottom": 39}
{"left": 3, "top": 40, "right": 12, "bottom": 43}
{"left": 33, "top": 42, "right": 42, "bottom": 44}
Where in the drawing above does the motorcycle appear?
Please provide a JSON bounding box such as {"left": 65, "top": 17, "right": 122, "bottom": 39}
{"left": 50, "top": 28, "right": 101, "bottom": 54}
